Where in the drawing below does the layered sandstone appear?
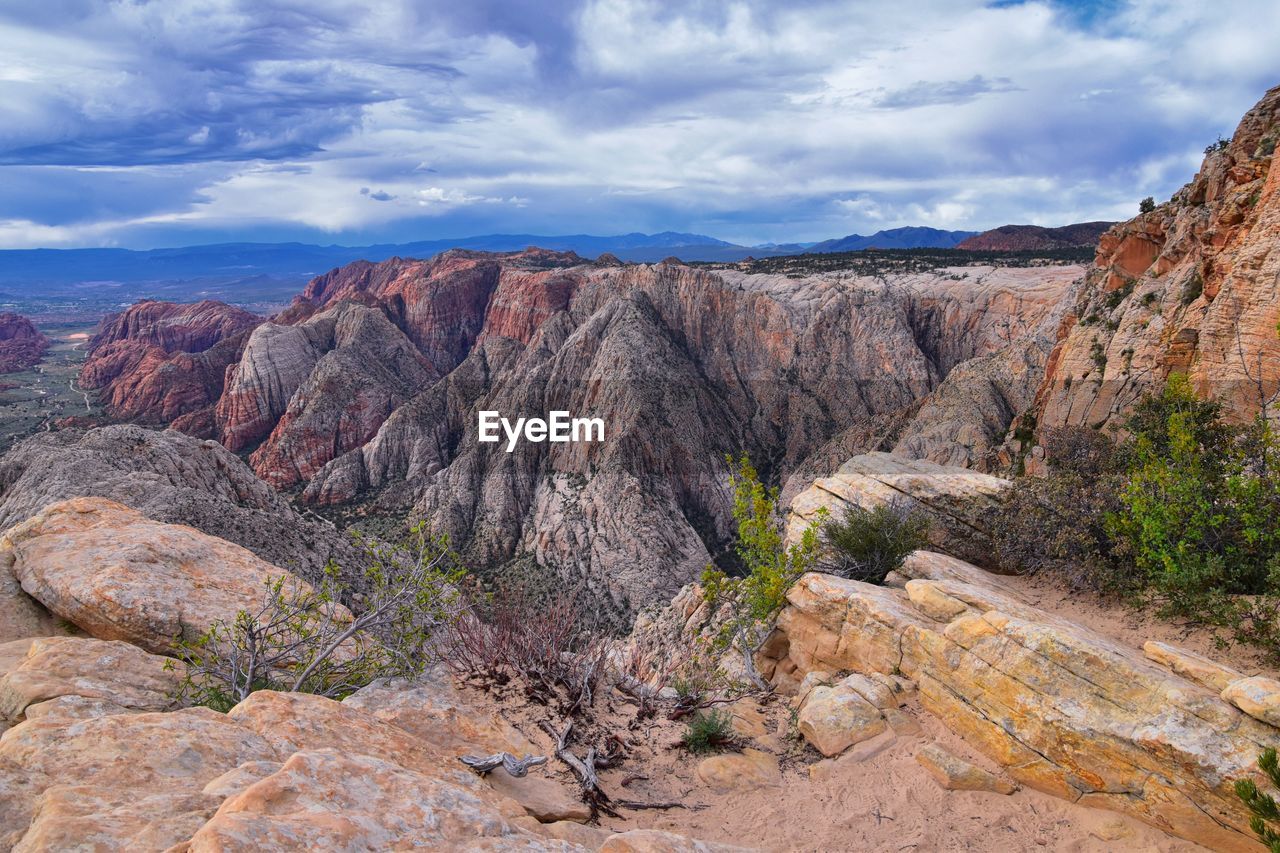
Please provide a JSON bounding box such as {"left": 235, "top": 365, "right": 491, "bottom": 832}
{"left": 1037, "top": 84, "right": 1280, "bottom": 431}
{"left": 80, "top": 300, "right": 262, "bottom": 431}
{"left": 757, "top": 554, "right": 1277, "bottom": 851}
{"left": 0, "top": 314, "right": 49, "bottom": 373}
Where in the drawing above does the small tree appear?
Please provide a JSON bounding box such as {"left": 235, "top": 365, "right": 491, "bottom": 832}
{"left": 175, "top": 521, "right": 464, "bottom": 710}
{"left": 1236, "top": 747, "right": 1280, "bottom": 851}
{"left": 1139, "top": 196, "right": 1156, "bottom": 214}
{"left": 821, "top": 502, "right": 928, "bottom": 584}
{"left": 702, "top": 455, "right": 822, "bottom": 689}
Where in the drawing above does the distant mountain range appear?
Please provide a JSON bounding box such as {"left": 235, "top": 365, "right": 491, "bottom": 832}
{"left": 0, "top": 227, "right": 990, "bottom": 285}
{"left": 0, "top": 224, "right": 1103, "bottom": 307}
{"left": 956, "top": 222, "right": 1114, "bottom": 251}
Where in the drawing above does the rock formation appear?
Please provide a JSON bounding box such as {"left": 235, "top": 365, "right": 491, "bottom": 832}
{"left": 0, "top": 498, "right": 316, "bottom": 654}
{"left": 73, "top": 243, "right": 1077, "bottom": 613}
{"left": 750, "top": 551, "right": 1277, "bottom": 850}
{"left": 0, "top": 314, "right": 49, "bottom": 373}
{"left": 80, "top": 300, "right": 262, "bottom": 432}
{"left": 785, "top": 452, "right": 1011, "bottom": 570}
{"left": 957, "top": 222, "right": 1114, "bottom": 252}
{"left": 1036, "top": 84, "right": 1280, "bottom": 432}
{"left": 0, "top": 425, "right": 361, "bottom": 584}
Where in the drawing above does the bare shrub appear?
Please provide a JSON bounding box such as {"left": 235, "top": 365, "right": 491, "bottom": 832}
{"left": 175, "top": 522, "right": 464, "bottom": 710}
{"left": 438, "top": 586, "right": 609, "bottom": 716}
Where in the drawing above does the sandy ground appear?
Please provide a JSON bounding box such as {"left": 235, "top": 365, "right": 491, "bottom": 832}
{"left": 467, "top": 675, "right": 1208, "bottom": 852}
{"left": 1000, "top": 572, "right": 1278, "bottom": 679}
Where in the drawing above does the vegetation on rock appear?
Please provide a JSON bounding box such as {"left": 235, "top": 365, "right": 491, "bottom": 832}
{"left": 175, "top": 522, "right": 464, "bottom": 710}
{"left": 820, "top": 503, "right": 928, "bottom": 584}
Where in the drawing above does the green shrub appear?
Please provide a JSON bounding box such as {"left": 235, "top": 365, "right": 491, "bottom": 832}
{"left": 1139, "top": 196, "right": 1156, "bottom": 214}
{"left": 1236, "top": 747, "right": 1280, "bottom": 851}
{"left": 821, "top": 503, "right": 928, "bottom": 584}
{"left": 682, "top": 709, "right": 735, "bottom": 754}
{"left": 701, "top": 455, "right": 822, "bottom": 688}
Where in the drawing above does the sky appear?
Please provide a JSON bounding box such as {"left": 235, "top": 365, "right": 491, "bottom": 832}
{"left": 0, "top": 0, "right": 1276, "bottom": 249}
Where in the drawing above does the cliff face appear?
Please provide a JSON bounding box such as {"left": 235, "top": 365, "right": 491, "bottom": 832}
{"left": 72, "top": 248, "right": 1076, "bottom": 613}
{"left": 0, "top": 315, "right": 49, "bottom": 374}
{"left": 232, "top": 254, "right": 1074, "bottom": 613}
{"left": 80, "top": 300, "right": 262, "bottom": 432}
{"left": 1036, "top": 84, "right": 1280, "bottom": 431}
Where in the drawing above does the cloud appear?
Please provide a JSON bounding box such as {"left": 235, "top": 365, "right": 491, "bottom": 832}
{"left": 0, "top": 0, "right": 1276, "bottom": 248}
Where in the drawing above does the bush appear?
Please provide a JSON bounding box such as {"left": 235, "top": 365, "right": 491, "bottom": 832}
{"left": 701, "top": 455, "right": 822, "bottom": 688}
{"left": 437, "top": 585, "right": 608, "bottom": 716}
{"left": 996, "top": 375, "right": 1280, "bottom": 660}
{"left": 989, "top": 426, "right": 1125, "bottom": 587}
{"left": 681, "top": 708, "right": 735, "bottom": 754}
{"left": 1109, "top": 374, "right": 1280, "bottom": 619}
{"left": 175, "top": 522, "right": 464, "bottom": 710}
{"left": 820, "top": 503, "right": 928, "bottom": 584}
{"left": 1139, "top": 196, "right": 1156, "bottom": 214}
{"left": 1236, "top": 747, "right": 1280, "bottom": 851}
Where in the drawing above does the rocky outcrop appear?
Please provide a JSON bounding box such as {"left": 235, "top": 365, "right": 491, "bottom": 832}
{"left": 0, "top": 425, "right": 361, "bottom": 584}
{"left": 1037, "top": 84, "right": 1280, "bottom": 431}
{"left": 0, "top": 498, "right": 311, "bottom": 654}
{"left": 242, "top": 302, "right": 432, "bottom": 490}
{"left": 756, "top": 554, "right": 1280, "bottom": 851}
{"left": 80, "top": 300, "right": 261, "bottom": 432}
{"left": 785, "top": 452, "right": 1010, "bottom": 570}
{"left": 0, "top": 636, "right": 183, "bottom": 725}
{"left": 0, "top": 314, "right": 49, "bottom": 373}
{"left": 957, "top": 222, "right": 1114, "bottom": 252}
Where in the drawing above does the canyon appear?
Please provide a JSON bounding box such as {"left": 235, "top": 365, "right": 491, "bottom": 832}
{"left": 0, "top": 69, "right": 1275, "bottom": 853}
{"left": 78, "top": 251, "right": 1080, "bottom": 618}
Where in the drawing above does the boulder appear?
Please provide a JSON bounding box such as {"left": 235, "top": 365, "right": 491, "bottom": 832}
{"left": 0, "top": 497, "right": 321, "bottom": 654}
{"left": 343, "top": 675, "right": 536, "bottom": 756}
{"left": 759, "top": 560, "right": 1279, "bottom": 851}
{"left": 695, "top": 748, "right": 782, "bottom": 791}
{"left": 1222, "top": 676, "right": 1280, "bottom": 727}
{"left": 0, "top": 636, "right": 183, "bottom": 724}
{"left": 795, "top": 683, "right": 887, "bottom": 757}
{"left": 181, "top": 748, "right": 563, "bottom": 852}
{"left": 0, "top": 567, "right": 60, "bottom": 644}
{"left": 916, "top": 743, "right": 1016, "bottom": 794}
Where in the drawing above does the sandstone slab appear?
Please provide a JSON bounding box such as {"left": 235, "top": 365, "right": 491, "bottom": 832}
{"left": 916, "top": 743, "right": 1015, "bottom": 794}
{"left": 1144, "top": 640, "right": 1244, "bottom": 693}
{"left": 0, "top": 497, "right": 311, "bottom": 654}
{"left": 760, "top": 565, "right": 1277, "bottom": 851}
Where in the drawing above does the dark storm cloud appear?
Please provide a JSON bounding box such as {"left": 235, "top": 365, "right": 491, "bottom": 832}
{"left": 0, "top": 0, "right": 1276, "bottom": 247}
